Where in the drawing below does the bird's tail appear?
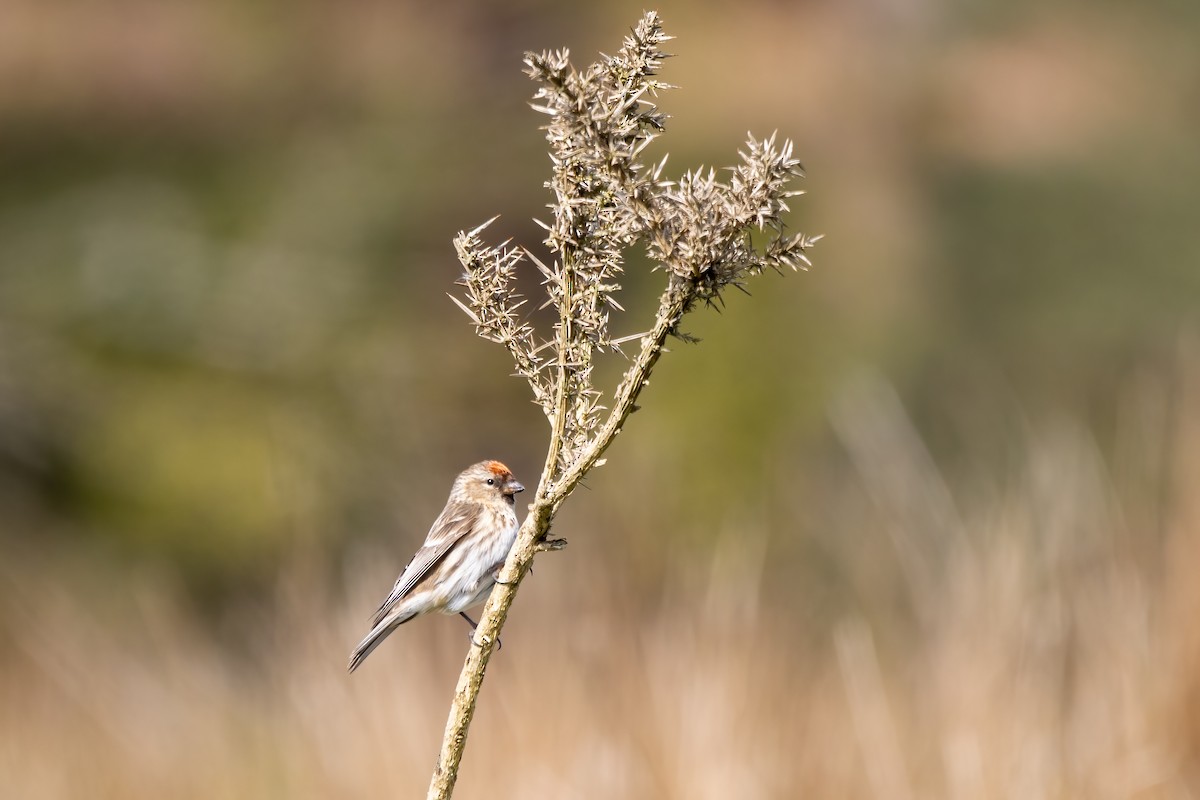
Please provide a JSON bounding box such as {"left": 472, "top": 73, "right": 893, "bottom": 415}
{"left": 348, "top": 611, "right": 415, "bottom": 673}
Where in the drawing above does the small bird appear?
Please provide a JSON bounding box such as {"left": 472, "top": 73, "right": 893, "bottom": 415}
{"left": 348, "top": 460, "right": 525, "bottom": 672}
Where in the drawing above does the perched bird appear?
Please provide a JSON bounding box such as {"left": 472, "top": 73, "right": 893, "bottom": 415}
{"left": 348, "top": 460, "right": 525, "bottom": 672}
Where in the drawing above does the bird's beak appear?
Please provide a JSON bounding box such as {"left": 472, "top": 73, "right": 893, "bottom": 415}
{"left": 506, "top": 480, "right": 525, "bottom": 496}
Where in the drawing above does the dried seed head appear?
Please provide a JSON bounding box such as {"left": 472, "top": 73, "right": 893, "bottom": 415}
{"left": 454, "top": 12, "right": 817, "bottom": 478}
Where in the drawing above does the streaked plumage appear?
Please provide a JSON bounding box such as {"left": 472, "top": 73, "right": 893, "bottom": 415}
{"left": 348, "top": 460, "right": 524, "bottom": 672}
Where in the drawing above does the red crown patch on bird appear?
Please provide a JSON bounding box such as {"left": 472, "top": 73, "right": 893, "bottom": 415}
{"left": 485, "top": 461, "right": 512, "bottom": 477}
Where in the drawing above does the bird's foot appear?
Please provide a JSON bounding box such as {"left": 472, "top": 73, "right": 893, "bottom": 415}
{"left": 460, "top": 611, "right": 502, "bottom": 651}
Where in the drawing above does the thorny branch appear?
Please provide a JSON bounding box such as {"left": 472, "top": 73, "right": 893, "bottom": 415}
{"left": 428, "top": 12, "right": 818, "bottom": 799}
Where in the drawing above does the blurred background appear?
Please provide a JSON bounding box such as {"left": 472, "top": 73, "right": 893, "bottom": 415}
{"left": 2, "top": 0, "right": 1198, "bottom": 797}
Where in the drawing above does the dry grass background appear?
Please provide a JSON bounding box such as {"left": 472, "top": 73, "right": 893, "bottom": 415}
{"left": 5, "top": 357, "right": 1198, "bottom": 799}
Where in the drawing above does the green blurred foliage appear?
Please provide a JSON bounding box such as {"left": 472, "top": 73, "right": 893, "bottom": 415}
{"left": 0, "top": 0, "right": 1194, "bottom": 595}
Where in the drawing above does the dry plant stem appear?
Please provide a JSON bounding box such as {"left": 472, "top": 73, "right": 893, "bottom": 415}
{"left": 428, "top": 11, "right": 815, "bottom": 797}
{"left": 427, "top": 283, "right": 693, "bottom": 800}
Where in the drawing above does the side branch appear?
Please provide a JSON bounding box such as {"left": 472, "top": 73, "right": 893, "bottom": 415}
{"left": 549, "top": 281, "right": 694, "bottom": 505}
{"left": 544, "top": 264, "right": 574, "bottom": 482}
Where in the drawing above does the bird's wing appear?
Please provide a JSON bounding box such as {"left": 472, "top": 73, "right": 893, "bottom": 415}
{"left": 372, "top": 502, "right": 476, "bottom": 623}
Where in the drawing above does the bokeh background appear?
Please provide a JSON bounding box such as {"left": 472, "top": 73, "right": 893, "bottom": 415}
{"left": 2, "top": 1, "right": 1198, "bottom": 797}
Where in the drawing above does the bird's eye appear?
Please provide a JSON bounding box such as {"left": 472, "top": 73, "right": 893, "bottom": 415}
{"left": 486, "top": 478, "right": 495, "bottom": 486}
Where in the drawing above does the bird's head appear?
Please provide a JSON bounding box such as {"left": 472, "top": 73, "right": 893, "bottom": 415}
{"left": 453, "top": 460, "right": 525, "bottom": 506}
